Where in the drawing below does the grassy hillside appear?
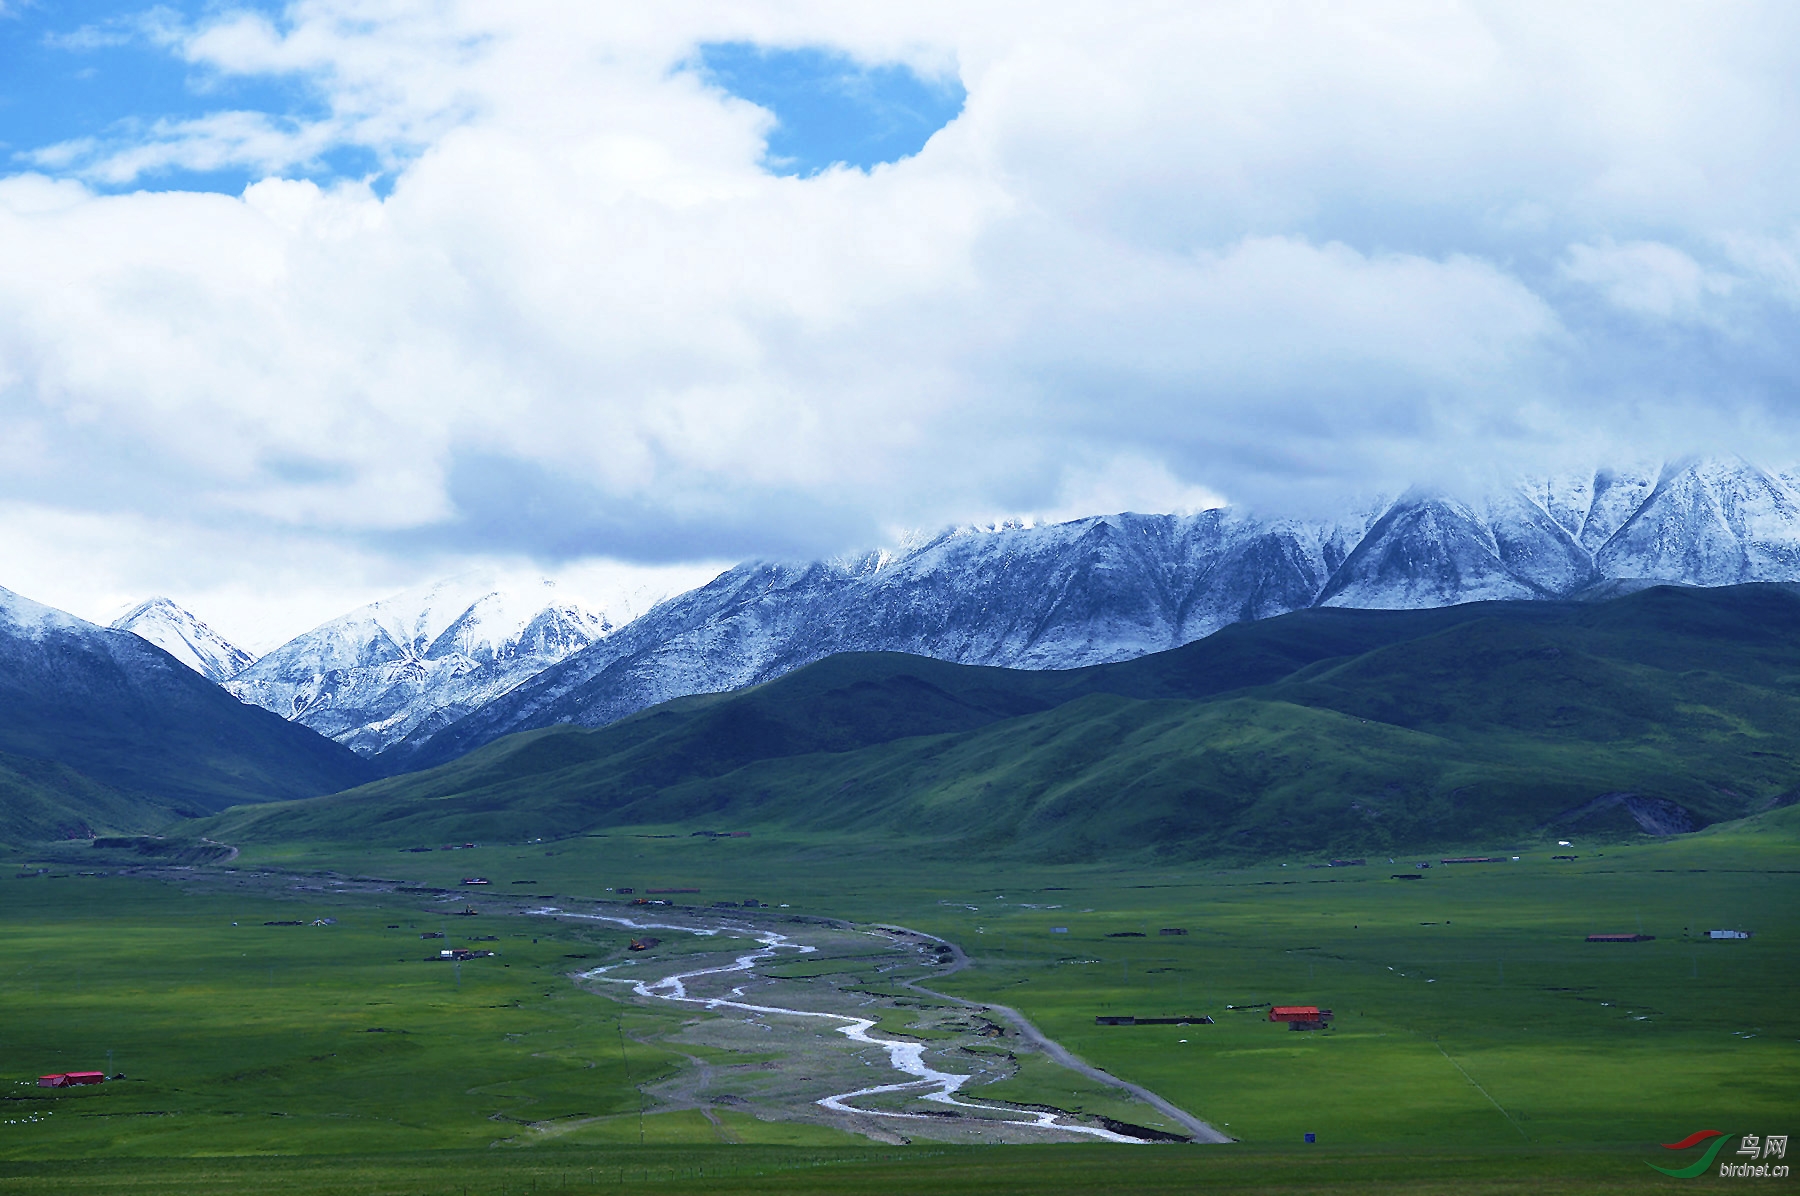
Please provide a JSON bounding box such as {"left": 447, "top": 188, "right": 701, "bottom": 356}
{"left": 0, "top": 615, "right": 375, "bottom": 845}
{"left": 0, "top": 748, "right": 184, "bottom": 845}
{"left": 206, "top": 585, "right": 1800, "bottom": 857}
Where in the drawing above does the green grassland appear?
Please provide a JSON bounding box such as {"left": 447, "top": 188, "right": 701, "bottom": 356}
{"left": 0, "top": 1142, "right": 1701, "bottom": 1195}
{"left": 4, "top": 810, "right": 1794, "bottom": 1192}
{"left": 936, "top": 828, "right": 1798, "bottom": 1148}
{"left": 204, "top": 585, "right": 1800, "bottom": 858}
{"left": 0, "top": 870, "right": 812, "bottom": 1158}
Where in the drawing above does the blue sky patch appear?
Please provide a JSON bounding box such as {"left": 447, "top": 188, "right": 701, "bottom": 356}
{"left": 0, "top": 0, "right": 362, "bottom": 194}
{"left": 694, "top": 42, "right": 964, "bottom": 176}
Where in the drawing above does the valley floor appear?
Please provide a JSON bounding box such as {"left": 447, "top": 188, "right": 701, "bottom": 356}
{"left": 1, "top": 815, "right": 1795, "bottom": 1193}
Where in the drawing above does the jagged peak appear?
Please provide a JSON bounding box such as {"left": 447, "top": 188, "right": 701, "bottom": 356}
{"left": 110, "top": 595, "right": 257, "bottom": 682}
{"left": 217, "top": 457, "right": 1800, "bottom": 761}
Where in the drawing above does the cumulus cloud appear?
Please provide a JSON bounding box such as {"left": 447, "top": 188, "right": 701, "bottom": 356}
{"left": 1561, "top": 239, "right": 1736, "bottom": 321}
{"left": 2, "top": 0, "right": 1799, "bottom": 640}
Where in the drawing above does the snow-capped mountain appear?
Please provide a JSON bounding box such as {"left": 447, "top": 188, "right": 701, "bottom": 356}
{"left": 111, "top": 597, "right": 256, "bottom": 682}
{"left": 391, "top": 456, "right": 1800, "bottom": 768}
{"left": 225, "top": 573, "right": 618, "bottom": 757}
{"left": 0, "top": 584, "right": 371, "bottom": 837}
{"left": 1595, "top": 460, "right": 1800, "bottom": 583}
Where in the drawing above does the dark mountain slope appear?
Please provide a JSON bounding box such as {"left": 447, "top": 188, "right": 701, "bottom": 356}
{"left": 0, "top": 587, "right": 376, "bottom": 837}
{"left": 207, "top": 585, "right": 1800, "bottom": 857}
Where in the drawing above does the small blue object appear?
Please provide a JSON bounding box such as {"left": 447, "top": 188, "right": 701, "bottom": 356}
{"left": 1304, "top": 1133, "right": 1316, "bottom": 1144}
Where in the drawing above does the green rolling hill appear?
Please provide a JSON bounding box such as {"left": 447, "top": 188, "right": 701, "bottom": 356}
{"left": 205, "top": 584, "right": 1800, "bottom": 858}
{"left": 0, "top": 587, "right": 376, "bottom": 845}
{"left": 0, "top": 747, "right": 183, "bottom": 845}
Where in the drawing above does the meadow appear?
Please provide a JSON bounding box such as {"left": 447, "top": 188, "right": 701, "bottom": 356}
{"left": 3, "top": 807, "right": 1793, "bottom": 1192}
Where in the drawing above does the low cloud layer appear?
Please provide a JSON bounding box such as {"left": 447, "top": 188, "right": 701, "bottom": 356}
{"left": 3, "top": 1, "right": 1798, "bottom": 643}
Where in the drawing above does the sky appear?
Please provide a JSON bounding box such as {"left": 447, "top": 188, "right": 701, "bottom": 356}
{"left": 2, "top": 1, "right": 1798, "bottom": 648}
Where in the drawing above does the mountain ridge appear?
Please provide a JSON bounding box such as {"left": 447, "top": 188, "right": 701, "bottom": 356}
{"left": 203, "top": 584, "right": 1800, "bottom": 858}
{"left": 224, "top": 573, "right": 619, "bottom": 757}
{"left": 388, "top": 456, "right": 1800, "bottom": 768}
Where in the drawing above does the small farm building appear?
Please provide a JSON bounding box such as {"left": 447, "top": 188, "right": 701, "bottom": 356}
{"left": 1270, "top": 1006, "right": 1334, "bottom": 1030}
{"left": 1586, "top": 933, "right": 1655, "bottom": 942}
{"left": 1269, "top": 1006, "right": 1321, "bottom": 1021}
{"left": 1707, "top": 929, "right": 1752, "bottom": 939}
{"left": 37, "top": 1072, "right": 105, "bottom": 1088}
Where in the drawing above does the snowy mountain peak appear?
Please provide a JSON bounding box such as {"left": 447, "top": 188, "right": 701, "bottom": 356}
{"left": 390, "top": 454, "right": 1800, "bottom": 769}
{"left": 0, "top": 584, "right": 90, "bottom": 639}
{"left": 222, "top": 455, "right": 1800, "bottom": 766}
{"left": 225, "top": 573, "right": 621, "bottom": 756}
{"left": 1595, "top": 457, "right": 1800, "bottom": 584}
{"left": 111, "top": 597, "right": 257, "bottom": 682}
{"left": 361, "top": 572, "right": 613, "bottom": 664}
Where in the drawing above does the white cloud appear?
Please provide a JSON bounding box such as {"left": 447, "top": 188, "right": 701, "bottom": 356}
{"left": 0, "top": 500, "right": 726, "bottom": 651}
{"left": 2, "top": 1, "right": 1799, "bottom": 641}
{"left": 28, "top": 111, "right": 339, "bottom": 185}
{"left": 42, "top": 7, "right": 185, "bottom": 52}
{"left": 1722, "top": 230, "right": 1800, "bottom": 307}
{"left": 1561, "top": 238, "right": 1735, "bottom": 320}
{"left": 1037, "top": 456, "right": 1228, "bottom": 525}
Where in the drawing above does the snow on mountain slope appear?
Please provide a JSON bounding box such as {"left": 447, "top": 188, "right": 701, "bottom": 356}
{"left": 225, "top": 573, "right": 619, "bottom": 756}
{"left": 1596, "top": 458, "right": 1800, "bottom": 584}
{"left": 0, "top": 584, "right": 89, "bottom": 639}
{"left": 1319, "top": 486, "right": 1595, "bottom": 609}
{"left": 1576, "top": 463, "right": 1661, "bottom": 552}
{"left": 111, "top": 598, "right": 256, "bottom": 682}
{"left": 1477, "top": 488, "right": 1598, "bottom": 595}
{"left": 216, "top": 456, "right": 1798, "bottom": 768}
{"left": 1318, "top": 492, "right": 1548, "bottom": 609}
{"left": 390, "top": 509, "right": 1377, "bottom": 768}
{"left": 392, "top": 457, "right": 1800, "bottom": 768}
{"left": 1520, "top": 472, "right": 1595, "bottom": 540}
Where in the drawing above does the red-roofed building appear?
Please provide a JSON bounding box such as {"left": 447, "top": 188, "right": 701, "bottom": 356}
{"left": 37, "top": 1072, "right": 105, "bottom": 1088}
{"left": 1269, "top": 1006, "right": 1333, "bottom": 1030}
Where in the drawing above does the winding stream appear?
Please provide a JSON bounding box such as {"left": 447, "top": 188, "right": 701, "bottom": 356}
{"left": 538, "top": 909, "right": 1142, "bottom": 1143}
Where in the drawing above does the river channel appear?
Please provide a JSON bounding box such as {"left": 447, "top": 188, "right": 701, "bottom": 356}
{"left": 539, "top": 909, "right": 1146, "bottom": 1143}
